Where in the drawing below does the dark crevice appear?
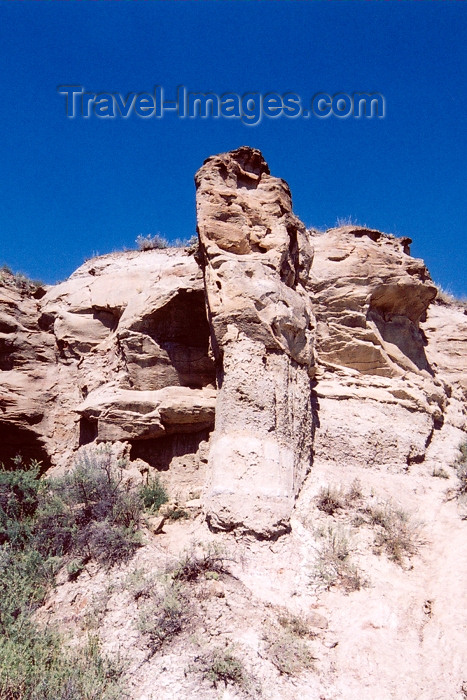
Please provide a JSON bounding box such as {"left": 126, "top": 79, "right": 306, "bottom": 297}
{"left": 407, "top": 453, "right": 426, "bottom": 466}
{"left": 127, "top": 289, "right": 216, "bottom": 390}
{"left": 129, "top": 428, "right": 211, "bottom": 471}
{"left": 79, "top": 417, "right": 98, "bottom": 446}
{"left": 0, "top": 423, "right": 50, "bottom": 471}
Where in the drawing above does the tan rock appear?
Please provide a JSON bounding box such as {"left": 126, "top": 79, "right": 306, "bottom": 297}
{"left": 308, "top": 225, "right": 437, "bottom": 377}
{"left": 196, "top": 147, "right": 316, "bottom": 537}
{"left": 77, "top": 386, "right": 216, "bottom": 442}
{"left": 0, "top": 147, "right": 465, "bottom": 548}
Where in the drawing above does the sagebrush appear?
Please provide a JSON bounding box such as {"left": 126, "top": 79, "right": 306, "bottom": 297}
{"left": 0, "top": 455, "right": 128, "bottom": 699}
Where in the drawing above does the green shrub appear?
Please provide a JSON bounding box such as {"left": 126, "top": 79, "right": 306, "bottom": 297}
{"left": 73, "top": 521, "right": 141, "bottom": 567}
{"left": 0, "top": 453, "right": 128, "bottom": 699}
{"left": 268, "top": 632, "right": 314, "bottom": 676}
{"left": 37, "top": 448, "right": 143, "bottom": 567}
{"left": 0, "top": 461, "right": 41, "bottom": 548}
{"left": 138, "top": 581, "right": 190, "bottom": 654}
{"left": 33, "top": 493, "right": 75, "bottom": 557}
{"left": 196, "top": 646, "right": 247, "bottom": 688}
{"left": 165, "top": 507, "right": 190, "bottom": 521}
{"left": 0, "top": 630, "right": 126, "bottom": 700}
{"left": 140, "top": 477, "right": 168, "bottom": 513}
{"left": 0, "top": 545, "right": 125, "bottom": 699}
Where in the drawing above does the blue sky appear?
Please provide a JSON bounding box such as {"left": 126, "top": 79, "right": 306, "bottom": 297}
{"left": 0, "top": 1, "right": 466, "bottom": 296}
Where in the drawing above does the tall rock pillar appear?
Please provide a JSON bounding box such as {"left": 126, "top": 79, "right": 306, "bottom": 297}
{"left": 195, "top": 147, "right": 316, "bottom": 538}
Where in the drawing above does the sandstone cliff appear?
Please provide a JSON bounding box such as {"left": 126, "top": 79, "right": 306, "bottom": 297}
{"left": 1, "top": 146, "right": 464, "bottom": 535}
{"left": 1, "top": 147, "right": 466, "bottom": 700}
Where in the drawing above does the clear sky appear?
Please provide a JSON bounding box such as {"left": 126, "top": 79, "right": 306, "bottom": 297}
{"left": 0, "top": 1, "right": 465, "bottom": 296}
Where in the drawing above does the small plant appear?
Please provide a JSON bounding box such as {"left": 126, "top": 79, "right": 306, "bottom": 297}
{"left": 346, "top": 478, "right": 363, "bottom": 503}
{"left": 456, "top": 441, "right": 467, "bottom": 494}
{"left": 170, "top": 541, "right": 232, "bottom": 582}
{"left": 336, "top": 215, "right": 361, "bottom": 227}
{"left": 123, "top": 568, "right": 156, "bottom": 601}
{"left": 140, "top": 477, "right": 168, "bottom": 513}
{"left": 316, "top": 485, "right": 344, "bottom": 515}
{"left": 204, "top": 570, "right": 219, "bottom": 581}
{"left": 267, "top": 632, "right": 314, "bottom": 676}
{"left": 67, "top": 557, "right": 85, "bottom": 581}
{"left": 316, "top": 480, "right": 363, "bottom": 516}
{"left": 135, "top": 234, "right": 169, "bottom": 251}
{"left": 172, "top": 235, "right": 199, "bottom": 249}
{"left": 366, "top": 501, "right": 418, "bottom": 565}
{"left": 453, "top": 440, "right": 467, "bottom": 517}
{"left": 432, "top": 467, "right": 449, "bottom": 479}
{"left": 165, "top": 506, "right": 190, "bottom": 521}
{"left": 277, "top": 612, "right": 311, "bottom": 638}
{"left": 0, "top": 264, "right": 44, "bottom": 296}
{"left": 313, "top": 525, "right": 364, "bottom": 591}
{"left": 138, "top": 580, "right": 190, "bottom": 654}
{"left": 196, "top": 645, "right": 247, "bottom": 688}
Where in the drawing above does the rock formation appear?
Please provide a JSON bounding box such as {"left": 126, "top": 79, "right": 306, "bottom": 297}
{"left": 0, "top": 146, "right": 466, "bottom": 541}
{"left": 195, "top": 147, "right": 316, "bottom": 537}
{"left": 307, "top": 225, "right": 454, "bottom": 475}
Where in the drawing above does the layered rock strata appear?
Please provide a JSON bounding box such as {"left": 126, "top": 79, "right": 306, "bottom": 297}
{"left": 0, "top": 147, "right": 465, "bottom": 540}
{"left": 195, "top": 147, "right": 316, "bottom": 536}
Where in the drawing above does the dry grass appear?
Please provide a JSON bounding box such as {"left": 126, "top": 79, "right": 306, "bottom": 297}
{"left": 277, "top": 612, "right": 312, "bottom": 639}
{"left": 135, "top": 234, "right": 198, "bottom": 251}
{"left": 316, "top": 485, "right": 345, "bottom": 515}
{"left": 434, "top": 284, "right": 467, "bottom": 307}
{"left": 432, "top": 467, "right": 450, "bottom": 479}
{"left": 169, "top": 541, "right": 233, "bottom": 582}
{"left": 316, "top": 479, "right": 363, "bottom": 516}
{"left": 194, "top": 645, "right": 248, "bottom": 689}
{"left": 138, "top": 580, "right": 192, "bottom": 655}
{"left": 454, "top": 441, "right": 467, "bottom": 517}
{"left": 135, "top": 234, "right": 168, "bottom": 250}
{"left": 267, "top": 631, "right": 315, "bottom": 676}
{"left": 313, "top": 525, "right": 365, "bottom": 592}
{"left": 366, "top": 501, "right": 419, "bottom": 565}
{"left": 0, "top": 265, "right": 44, "bottom": 296}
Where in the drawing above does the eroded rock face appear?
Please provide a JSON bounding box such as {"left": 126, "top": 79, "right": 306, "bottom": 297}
{"left": 195, "top": 147, "right": 316, "bottom": 537}
{"left": 306, "top": 225, "right": 456, "bottom": 473}
{"left": 0, "top": 276, "right": 56, "bottom": 467}
{"left": 308, "top": 225, "right": 437, "bottom": 377}
{"left": 0, "top": 251, "right": 216, "bottom": 502}
{"left": 0, "top": 147, "right": 465, "bottom": 541}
